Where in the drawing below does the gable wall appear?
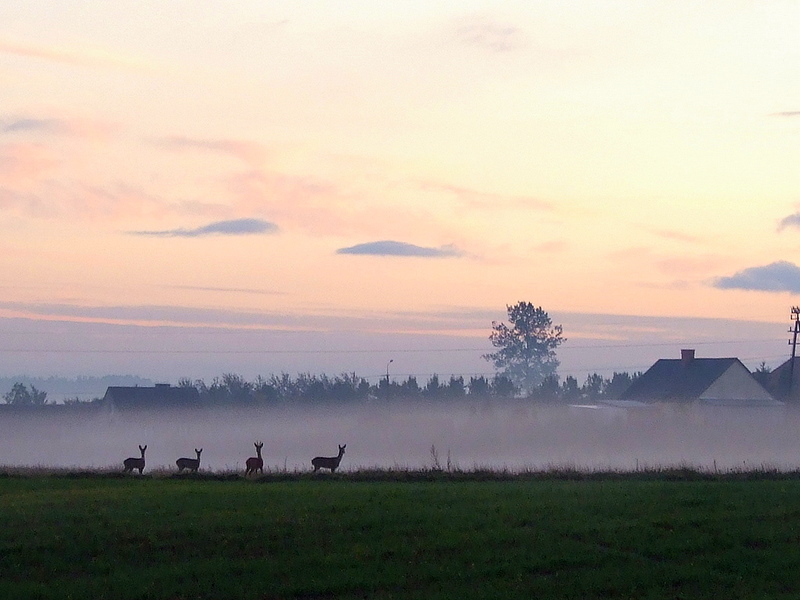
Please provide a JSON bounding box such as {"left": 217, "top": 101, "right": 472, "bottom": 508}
{"left": 700, "top": 362, "right": 774, "bottom": 401}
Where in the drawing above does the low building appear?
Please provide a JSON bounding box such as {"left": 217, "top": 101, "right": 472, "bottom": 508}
{"left": 102, "top": 383, "right": 200, "bottom": 412}
{"left": 765, "top": 356, "right": 800, "bottom": 403}
{"left": 620, "top": 349, "right": 779, "bottom": 406}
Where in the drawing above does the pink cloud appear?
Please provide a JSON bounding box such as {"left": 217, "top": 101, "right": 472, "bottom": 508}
{"left": 57, "top": 118, "right": 116, "bottom": 141}
{"left": 155, "top": 136, "right": 268, "bottom": 167}
{"left": 0, "top": 129, "right": 236, "bottom": 221}
{"left": 0, "top": 143, "right": 58, "bottom": 187}
{"left": 417, "top": 180, "right": 553, "bottom": 212}
{"left": 0, "top": 128, "right": 486, "bottom": 251}
{"left": 533, "top": 240, "right": 568, "bottom": 253}
{"left": 0, "top": 38, "right": 149, "bottom": 71}
{"left": 648, "top": 228, "right": 704, "bottom": 244}
{"left": 0, "top": 179, "right": 173, "bottom": 221}
{"left": 608, "top": 245, "right": 728, "bottom": 278}
{"left": 655, "top": 255, "right": 727, "bottom": 276}
{"left": 607, "top": 246, "right": 651, "bottom": 261}
{"left": 222, "top": 168, "right": 476, "bottom": 245}
{"left": 0, "top": 139, "right": 186, "bottom": 220}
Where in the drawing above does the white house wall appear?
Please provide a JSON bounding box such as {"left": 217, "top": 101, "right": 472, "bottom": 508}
{"left": 700, "top": 362, "right": 774, "bottom": 402}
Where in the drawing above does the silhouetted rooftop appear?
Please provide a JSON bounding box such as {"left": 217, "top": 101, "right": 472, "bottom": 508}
{"left": 621, "top": 356, "right": 740, "bottom": 402}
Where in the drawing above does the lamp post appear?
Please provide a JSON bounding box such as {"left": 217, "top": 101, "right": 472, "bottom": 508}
{"left": 385, "top": 359, "right": 393, "bottom": 400}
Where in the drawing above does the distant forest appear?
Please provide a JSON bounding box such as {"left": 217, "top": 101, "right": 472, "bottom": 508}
{"left": 168, "top": 371, "right": 645, "bottom": 405}
{"left": 0, "top": 371, "right": 646, "bottom": 406}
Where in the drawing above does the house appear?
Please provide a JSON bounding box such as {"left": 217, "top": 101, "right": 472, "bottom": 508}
{"left": 765, "top": 356, "right": 800, "bottom": 402}
{"left": 102, "top": 383, "right": 200, "bottom": 412}
{"left": 620, "top": 349, "right": 780, "bottom": 406}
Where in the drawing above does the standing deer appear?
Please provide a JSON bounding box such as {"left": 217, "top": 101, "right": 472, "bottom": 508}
{"left": 312, "top": 444, "right": 346, "bottom": 473}
{"left": 123, "top": 445, "right": 147, "bottom": 474}
{"left": 176, "top": 448, "right": 202, "bottom": 473}
{"left": 245, "top": 442, "right": 264, "bottom": 476}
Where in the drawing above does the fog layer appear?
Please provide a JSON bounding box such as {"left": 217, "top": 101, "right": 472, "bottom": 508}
{"left": 0, "top": 402, "right": 795, "bottom": 472}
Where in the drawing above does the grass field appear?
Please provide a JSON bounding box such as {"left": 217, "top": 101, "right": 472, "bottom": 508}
{"left": 2, "top": 471, "right": 800, "bottom": 599}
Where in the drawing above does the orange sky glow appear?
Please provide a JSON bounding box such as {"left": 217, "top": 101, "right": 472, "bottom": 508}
{"left": 2, "top": 1, "right": 800, "bottom": 383}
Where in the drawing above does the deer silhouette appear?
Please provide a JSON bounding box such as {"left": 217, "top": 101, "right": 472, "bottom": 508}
{"left": 312, "top": 444, "right": 346, "bottom": 473}
{"left": 123, "top": 445, "right": 147, "bottom": 474}
{"left": 176, "top": 448, "right": 202, "bottom": 473}
{"left": 245, "top": 442, "right": 264, "bottom": 476}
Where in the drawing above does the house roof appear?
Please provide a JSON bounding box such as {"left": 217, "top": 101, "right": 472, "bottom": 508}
{"left": 766, "top": 356, "right": 800, "bottom": 400}
{"left": 620, "top": 357, "right": 739, "bottom": 402}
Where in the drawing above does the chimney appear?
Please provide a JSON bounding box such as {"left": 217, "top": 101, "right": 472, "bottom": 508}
{"left": 681, "top": 349, "right": 695, "bottom": 366}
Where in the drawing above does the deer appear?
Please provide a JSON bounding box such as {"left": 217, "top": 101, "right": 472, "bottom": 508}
{"left": 123, "top": 445, "right": 147, "bottom": 474}
{"left": 245, "top": 442, "right": 264, "bottom": 476}
{"left": 176, "top": 448, "right": 203, "bottom": 473}
{"left": 311, "top": 444, "right": 346, "bottom": 473}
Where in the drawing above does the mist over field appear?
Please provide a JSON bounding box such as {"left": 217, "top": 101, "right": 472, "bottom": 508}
{"left": 0, "top": 402, "right": 796, "bottom": 473}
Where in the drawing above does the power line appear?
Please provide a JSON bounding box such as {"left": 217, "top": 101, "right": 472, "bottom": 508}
{"left": 0, "top": 338, "right": 786, "bottom": 355}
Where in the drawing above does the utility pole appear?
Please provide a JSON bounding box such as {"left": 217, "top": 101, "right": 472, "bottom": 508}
{"left": 789, "top": 307, "right": 800, "bottom": 396}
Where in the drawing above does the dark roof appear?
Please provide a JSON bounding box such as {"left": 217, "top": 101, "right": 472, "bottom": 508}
{"left": 767, "top": 357, "right": 800, "bottom": 400}
{"left": 103, "top": 385, "right": 200, "bottom": 409}
{"left": 620, "top": 358, "right": 738, "bottom": 402}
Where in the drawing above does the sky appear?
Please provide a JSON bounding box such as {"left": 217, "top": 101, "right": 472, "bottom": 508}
{"left": 1, "top": 1, "right": 800, "bottom": 385}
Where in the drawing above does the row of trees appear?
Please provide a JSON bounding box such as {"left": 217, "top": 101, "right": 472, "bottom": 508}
{"left": 2, "top": 371, "right": 640, "bottom": 407}
{"left": 175, "top": 372, "right": 519, "bottom": 404}
{"left": 528, "top": 371, "right": 642, "bottom": 401}
{"left": 169, "top": 370, "right": 639, "bottom": 405}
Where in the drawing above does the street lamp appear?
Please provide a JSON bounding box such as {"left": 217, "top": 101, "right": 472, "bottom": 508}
{"left": 385, "top": 359, "right": 393, "bottom": 400}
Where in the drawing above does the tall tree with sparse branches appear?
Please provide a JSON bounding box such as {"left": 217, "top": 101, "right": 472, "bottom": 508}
{"left": 483, "top": 302, "right": 565, "bottom": 395}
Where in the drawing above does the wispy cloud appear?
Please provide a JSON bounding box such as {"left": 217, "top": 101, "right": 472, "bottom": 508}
{"left": 336, "top": 240, "right": 463, "bottom": 258}
{"left": 778, "top": 212, "right": 800, "bottom": 231}
{"left": 770, "top": 111, "right": 800, "bottom": 118}
{"left": 0, "top": 300, "right": 488, "bottom": 333}
{"left": 418, "top": 180, "right": 553, "bottom": 212}
{"left": 129, "top": 218, "right": 278, "bottom": 238}
{"left": 0, "top": 38, "right": 149, "bottom": 71}
{"left": 713, "top": 261, "right": 800, "bottom": 293}
{"left": 164, "top": 285, "right": 283, "bottom": 296}
{"left": 455, "top": 18, "right": 527, "bottom": 52}
{"left": 0, "top": 143, "right": 58, "bottom": 186}
{"left": 533, "top": 240, "right": 568, "bottom": 253}
{"left": 648, "top": 228, "right": 703, "bottom": 244}
{"left": 228, "top": 169, "right": 466, "bottom": 241}
{"left": 2, "top": 118, "right": 66, "bottom": 135}
{"left": 655, "top": 255, "right": 726, "bottom": 276}
{"left": 154, "top": 136, "right": 267, "bottom": 166}
{"left": 1, "top": 116, "right": 113, "bottom": 140}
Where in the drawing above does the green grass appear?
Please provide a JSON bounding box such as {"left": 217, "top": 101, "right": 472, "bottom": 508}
{"left": 2, "top": 473, "right": 800, "bottom": 599}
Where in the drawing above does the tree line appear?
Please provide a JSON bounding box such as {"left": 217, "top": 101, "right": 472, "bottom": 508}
{"left": 173, "top": 371, "right": 641, "bottom": 405}
{"left": 2, "top": 370, "right": 641, "bottom": 406}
